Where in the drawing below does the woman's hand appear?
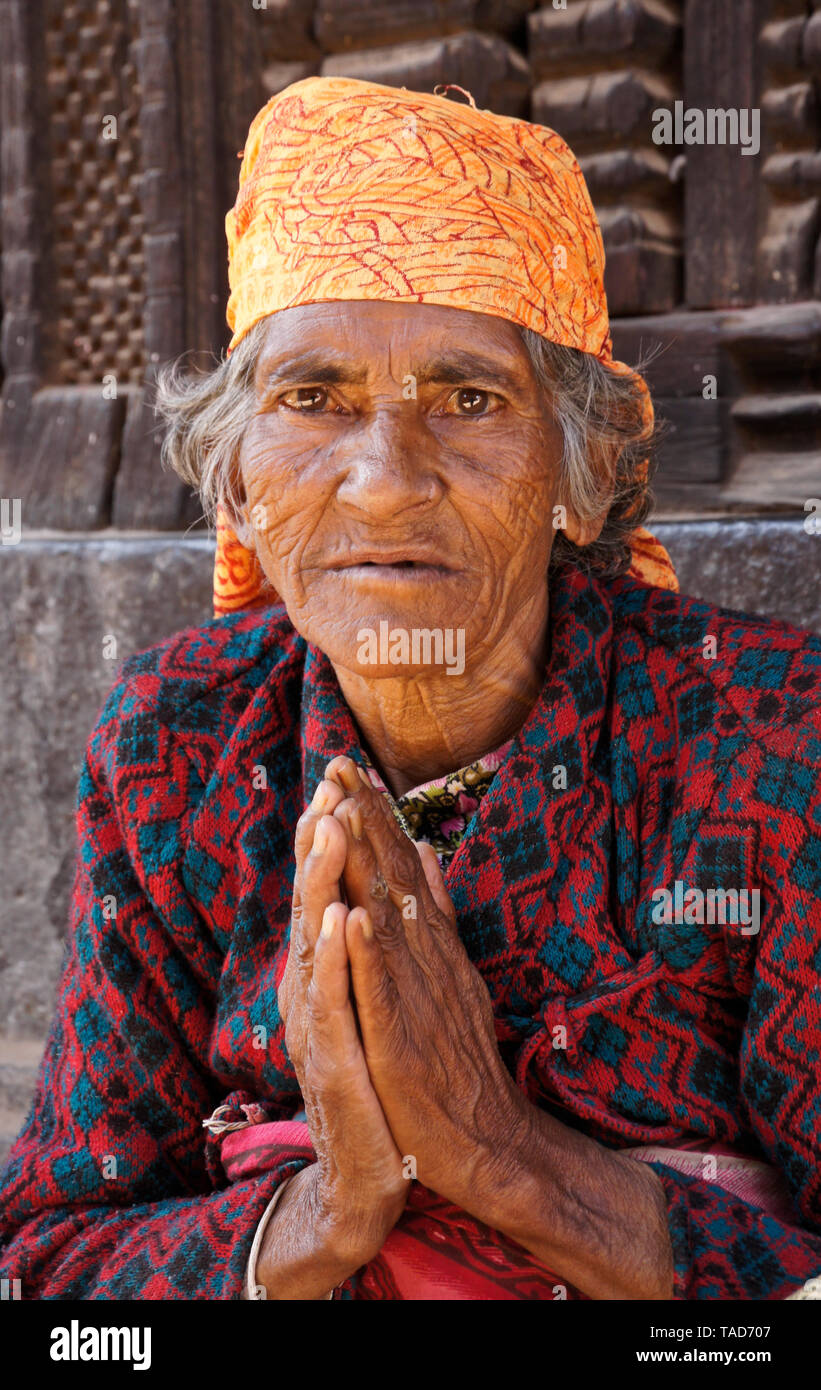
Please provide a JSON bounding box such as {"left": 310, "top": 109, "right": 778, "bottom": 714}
{"left": 321, "top": 756, "right": 674, "bottom": 1300}
{"left": 322, "top": 756, "right": 529, "bottom": 1214}
{"left": 272, "top": 781, "right": 408, "bottom": 1283}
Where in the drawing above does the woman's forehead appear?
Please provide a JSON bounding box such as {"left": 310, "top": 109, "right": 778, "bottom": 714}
{"left": 254, "top": 300, "right": 530, "bottom": 368}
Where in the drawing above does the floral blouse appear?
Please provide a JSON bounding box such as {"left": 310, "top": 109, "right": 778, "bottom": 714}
{"left": 360, "top": 739, "right": 514, "bottom": 868}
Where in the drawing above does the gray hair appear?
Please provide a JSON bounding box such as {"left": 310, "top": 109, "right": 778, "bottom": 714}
{"left": 155, "top": 316, "right": 656, "bottom": 577}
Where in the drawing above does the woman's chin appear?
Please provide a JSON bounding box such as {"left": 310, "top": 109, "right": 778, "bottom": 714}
{"left": 305, "top": 612, "right": 472, "bottom": 682}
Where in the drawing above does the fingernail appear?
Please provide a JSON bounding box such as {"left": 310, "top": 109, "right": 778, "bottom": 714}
{"left": 310, "top": 783, "right": 328, "bottom": 813}
{"left": 357, "top": 766, "right": 371, "bottom": 788}
{"left": 320, "top": 906, "right": 335, "bottom": 938}
{"left": 313, "top": 820, "right": 328, "bottom": 854}
{"left": 349, "top": 805, "right": 363, "bottom": 840}
{"left": 340, "top": 759, "right": 360, "bottom": 794}
{"left": 360, "top": 910, "right": 373, "bottom": 941}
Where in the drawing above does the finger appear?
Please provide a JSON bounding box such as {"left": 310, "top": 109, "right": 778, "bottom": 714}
{"left": 308, "top": 904, "right": 385, "bottom": 1095}
{"left": 414, "top": 841, "right": 456, "bottom": 925}
{"left": 347, "top": 785, "right": 457, "bottom": 953}
{"left": 290, "top": 780, "right": 350, "bottom": 961}
{"left": 290, "top": 812, "right": 348, "bottom": 993}
{"left": 323, "top": 755, "right": 366, "bottom": 799}
{"left": 293, "top": 779, "right": 348, "bottom": 883}
{"left": 328, "top": 757, "right": 410, "bottom": 853}
{"left": 345, "top": 906, "right": 401, "bottom": 1053}
{"left": 311, "top": 902, "right": 353, "bottom": 1015}
{"left": 333, "top": 795, "right": 421, "bottom": 958}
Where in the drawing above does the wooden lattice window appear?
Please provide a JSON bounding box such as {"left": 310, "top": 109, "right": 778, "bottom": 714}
{"left": 44, "top": 0, "right": 145, "bottom": 385}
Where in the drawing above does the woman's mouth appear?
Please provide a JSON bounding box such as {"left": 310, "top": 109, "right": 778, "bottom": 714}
{"left": 337, "top": 560, "right": 453, "bottom": 582}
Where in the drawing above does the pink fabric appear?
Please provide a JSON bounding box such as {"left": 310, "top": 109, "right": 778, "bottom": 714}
{"left": 222, "top": 1119, "right": 576, "bottom": 1299}
{"left": 623, "top": 1142, "right": 796, "bottom": 1224}
{"left": 222, "top": 1118, "right": 796, "bottom": 1298}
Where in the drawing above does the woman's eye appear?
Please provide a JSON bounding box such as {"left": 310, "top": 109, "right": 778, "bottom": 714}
{"left": 281, "top": 386, "right": 331, "bottom": 412}
{"left": 446, "top": 387, "right": 498, "bottom": 416}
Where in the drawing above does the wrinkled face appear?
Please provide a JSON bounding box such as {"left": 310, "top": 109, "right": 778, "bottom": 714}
{"left": 238, "top": 300, "right": 579, "bottom": 678}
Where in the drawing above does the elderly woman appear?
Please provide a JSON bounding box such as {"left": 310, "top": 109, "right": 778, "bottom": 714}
{"left": 1, "top": 77, "right": 820, "bottom": 1303}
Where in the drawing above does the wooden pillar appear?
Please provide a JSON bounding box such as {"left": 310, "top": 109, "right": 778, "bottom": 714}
{"left": 683, "top": 0, "right": 768, "bottom": 307}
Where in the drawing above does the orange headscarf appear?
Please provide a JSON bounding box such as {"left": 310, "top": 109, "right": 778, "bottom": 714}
{"left": 214, "top": 75, "right": 676, "bottom": 615}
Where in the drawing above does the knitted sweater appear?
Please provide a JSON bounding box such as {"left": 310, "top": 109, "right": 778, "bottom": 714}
{"left": 1, "top": 564, "right": 820, "bottom": 1299}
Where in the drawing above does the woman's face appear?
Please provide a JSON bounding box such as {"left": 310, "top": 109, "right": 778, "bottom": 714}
{"left": 238, "top": 300, "right": 586, "bottom": 679}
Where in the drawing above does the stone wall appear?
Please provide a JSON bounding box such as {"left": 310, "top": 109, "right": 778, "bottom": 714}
{"left": 1, "top": 520, "right": 818, "bottom": 1162}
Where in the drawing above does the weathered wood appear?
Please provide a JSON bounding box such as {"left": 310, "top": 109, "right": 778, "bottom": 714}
{"left": 756, "top": 5, "right": 821, "bottom": 304}
{"left": 314, "top": 1, "right": 474, "bottom": 54}
{"left": 114, "top": 0, "right": 260, "bottom": 527}
{"left": 528, "top": 3, "right": 683, "bottom": 321}
{"left": 10, "top": 386, "right": 125, "bottom": 529}
{"left": 580, "top": 148, "right": 671, "bottom": 195}
{"left": 261, "top": 59, "right": 320, "bottom": 97}
{"left": 132, "top": 2, "right": 184, "bottom": 367}
{"left": 532, "top": 70, "right": 676, "bottom": 141}
{"left": 0, "top": 0, "right": 54, "bottom": 395}
{"left": 683, "top": 0, "right": 766, "bottom": 308}
{"left": 758, "top": 199, "right": 821, "bottom": 301}
{"left": 719, "top": 301, "right": 821, "bottom": 366}
{"left": 322, "top": 32, "right": 531, "bottom": 117}
{"left": 598, "top": 206, "right": 680, "bottom": 315}
{"left": 721, "top": 450, "right": 821, "bottom": 508}
{"left": 731, "top": 392, "right": 821, "bottom": 425}
{"left": 528, "top": 0, "right": 679, "bottom": 77}
{"left": 40, "top": 0, "right": 146, "bottom": 388}
{"left": 759, "top": 16, "right": 804, "bottom": 67}
{"left": 610, "top": 311, "right": 721, "bottom": 397}
{"left": 475, "top": 0, "right": 536, "bottom": 39}
{"left": 763, "top": 151, "right": 821, "bottom": 188}
{"left": 214, "top": 0, "right": 268, "bottom": 302}
{"left": 254, "top": 0, "right": 320, "bottom": 62}
{"left": 113, "top": 375, "right": 201, "bottom": 530}
{"left": 177, "top": 0, "right": 225, "bottom": 365}
{"left": 804, "top": 10, "right": 821, "bottom": 67}
{"left": 650, "top": 397, "right": 724, "bottom": 487}
{"left": 761, "top": 80, "right": 816, "bottom": 134}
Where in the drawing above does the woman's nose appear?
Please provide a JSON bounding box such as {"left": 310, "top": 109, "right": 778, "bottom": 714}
{"left": 335, "top": 408, "right": 443, "bottom": 517}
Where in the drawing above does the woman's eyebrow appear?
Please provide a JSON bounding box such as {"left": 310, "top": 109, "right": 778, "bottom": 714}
{"left": 415, "top": 353, "right": 522, "bottom": 390}
{"left": 259, "top": 349, "right": 522, "bottom": 391}
{"left": 261, "top": 353, "right": 369, "bottom": 386}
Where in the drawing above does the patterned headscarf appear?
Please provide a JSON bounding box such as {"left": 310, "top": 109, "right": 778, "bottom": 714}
{"left": 214, "top": 75, "right": 677, "bottom": 615}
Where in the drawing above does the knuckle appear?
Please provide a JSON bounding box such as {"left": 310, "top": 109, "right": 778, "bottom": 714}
{"left": 369, "top": 964, "right": 398, "bottom": 1015}
{"left": 295, "top": 933, "right": 314, "bottom": 971}
{"left": 373, "top": 909, "right": 405, "bottom": 952}
{"left": 371, "top": 839, "right": 419, "bottom": 897}
{"left": 386, "top": 853, "right": 419, "bottom": 897}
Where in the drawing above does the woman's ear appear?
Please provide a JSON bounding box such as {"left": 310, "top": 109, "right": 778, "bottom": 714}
{"left": 562, "top": 508, "right": 607, "bottom": 549}
{"left": 559, "top": 437, "right": 620, "bottom": 548}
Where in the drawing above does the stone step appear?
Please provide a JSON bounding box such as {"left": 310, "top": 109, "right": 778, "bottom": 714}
{"left": 0, "top": 1107, "right": 28, "bottom": 1168}
{"left": 0, "top": 1038, "right": 46, "bottom": 1165}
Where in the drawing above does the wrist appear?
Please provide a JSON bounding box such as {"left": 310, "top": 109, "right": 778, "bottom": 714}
{"left": 312, "top": 1165, "right": 406, "bottom": 1268}
{"left": 255, "top": 1165, "right": 362, "bottom": 1299}
{"left": 468, "top": 1101, "right": 674, "bottom": 1300}
{"left": 465, "top": 1083, "right": 549, "bottom": 1232}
